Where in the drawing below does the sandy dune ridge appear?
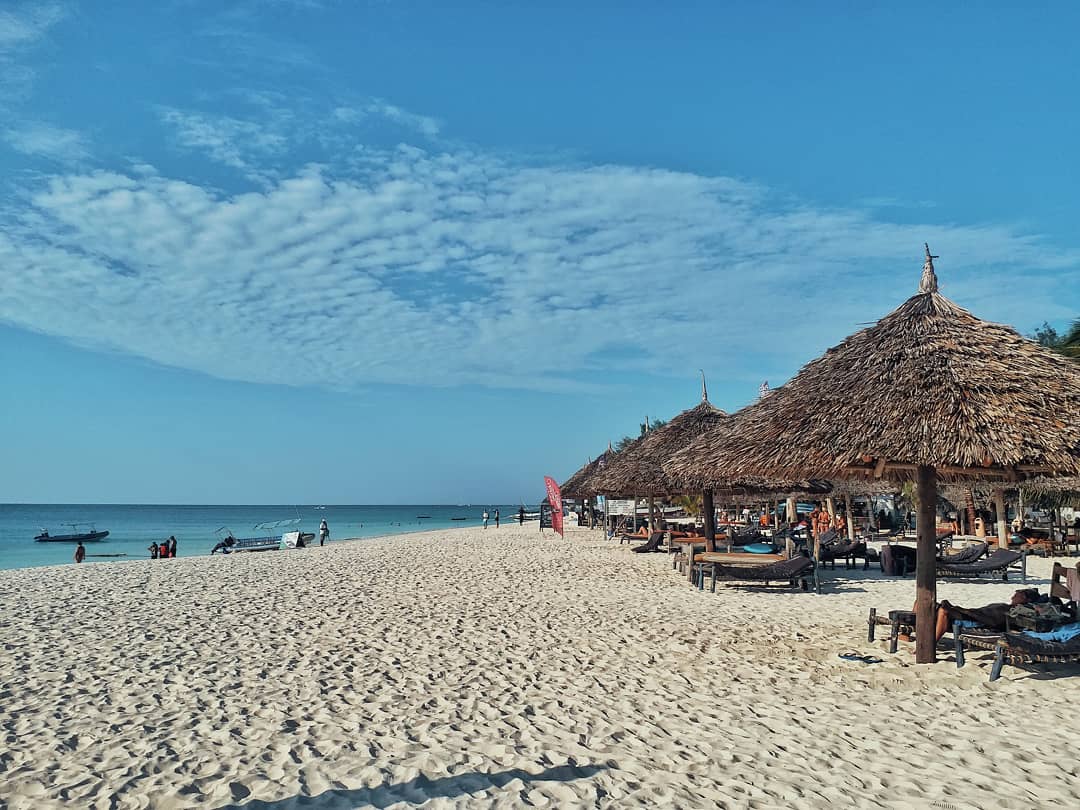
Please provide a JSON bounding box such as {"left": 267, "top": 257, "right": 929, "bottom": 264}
{"left": 0, "top": 525, "right": 1077, "bottom": 809}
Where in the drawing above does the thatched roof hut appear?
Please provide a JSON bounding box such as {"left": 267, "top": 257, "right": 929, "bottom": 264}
{"left": 560, "top": 447, "right": 615, "bottom": 498}
{"left": 590, "top": 387, "right": 728, "bottom": 498}
{"left": 666, "top": 251, "right": 1080, "bottom": 485}
{"left": 664, "top": 246, "right": 1080, "bottom": 663}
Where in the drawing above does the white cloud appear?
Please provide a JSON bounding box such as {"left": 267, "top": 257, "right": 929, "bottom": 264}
{"left": 0, "top": 2, "right": 66, "bottom": 48}
{"left": 0, "top": 142, "right": 1077, "bottom": 394}
{"left": 0, "top": 2, "right": 68, "bottom": 101}
{"left": 159, "top": 107, "right": 288, "bottom": 184}
{"left": 3, "top": 121, "right": 88, "bottom": 162}
{"left": 334, "top": 101, "right": 442, "bottom": 138}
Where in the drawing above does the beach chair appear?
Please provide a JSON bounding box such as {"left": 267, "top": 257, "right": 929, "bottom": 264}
{"left": 619, "top": 528, "right": 650, "bottom": 545}
{"left": 954, "top": 626, "right": 1080, "bottom": 681}
{"left": 817, "top": 530, "right": 871, "bottom": 570}
{"left": 937, "top": 541, "right": 988, "bottom": 565}
{"left": 700, "top": 554, "right": 815, "bottom": 592}
{"left": 630, "top": 532, "right": 665, "bottom": 553}
{"left": 936, "top": 548, "right": 1025, "bottom": 582}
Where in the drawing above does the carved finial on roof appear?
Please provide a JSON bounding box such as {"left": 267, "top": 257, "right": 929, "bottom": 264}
{"left": 920, "top": 243, "right": 939, "bottom": 294}
{"left": 700, "top": 369, "right": 708, "bottom": 402}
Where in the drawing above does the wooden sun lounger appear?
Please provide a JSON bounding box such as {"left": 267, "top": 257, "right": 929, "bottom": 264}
{"left": 936, "top": 548, "right": 1025, "bottom": 582}
{"left": 950, "top": 567, "right": 1080, "bottom": 680}
{"left": 954, "top": 626, "right": 1080, "bottom": 681}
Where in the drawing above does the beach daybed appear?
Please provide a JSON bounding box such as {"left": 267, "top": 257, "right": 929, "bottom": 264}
{"left": 694, "top": 553, "right": 815, "bottom": 593}
{"left": 937, "top": 548, "right": 1025, "bottom": 582}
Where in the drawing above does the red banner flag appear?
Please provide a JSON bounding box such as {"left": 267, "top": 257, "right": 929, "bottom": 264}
{"left": 543, "top": 476, "right": 564, "bottom": 537}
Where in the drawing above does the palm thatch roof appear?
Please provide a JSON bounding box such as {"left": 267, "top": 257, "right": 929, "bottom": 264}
{"left": 1019, "top": 476, "right": 1080, "bottom": 509}
{"left": 589, "top": 389, "right": 728, "bottom": 497}
{"left": 664, "top": 247, "right": 1080, "bottom": 486}
{"left": 560, "top": 447, "right": 614, "bottom": 498}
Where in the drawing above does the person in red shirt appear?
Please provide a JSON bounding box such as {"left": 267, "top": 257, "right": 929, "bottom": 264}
{"left": 74, "top": 541, "right": 86, "bottom": 563}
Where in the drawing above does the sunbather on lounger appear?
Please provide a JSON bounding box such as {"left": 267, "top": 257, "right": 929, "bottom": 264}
{"left": 925, "top": 588, "right": 1040, "bottom": 643}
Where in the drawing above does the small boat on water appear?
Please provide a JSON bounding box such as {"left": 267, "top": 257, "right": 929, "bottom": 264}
{"left": 34, "top": 524, "right": 109, "bottom": 543}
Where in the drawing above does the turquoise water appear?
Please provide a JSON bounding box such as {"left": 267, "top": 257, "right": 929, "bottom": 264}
{"left": 0, "top": 504, "right": 532, "bottom": 570}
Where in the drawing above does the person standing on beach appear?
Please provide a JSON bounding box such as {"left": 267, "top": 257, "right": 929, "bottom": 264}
{"left": 168, "top": 536, "right": 177, "bottom": 558}
{"left": 319, "top": 519, "right": 329, "bottom": 546}
{"left": 482, "top": 510, "right": 489, "bottom": 529}
{"left": 518, "top": 506, "right": 525, "bottom": 525}
{"left": 494, "top": 508, "right": 500, "bottom": 528}
{"left": 74, "top": 541, "right": 85, "bottom": 564}
{"left": 158, "top": 540, "right": 168, "bottom": 559}
{"left": 148, "top": 542, "right": 158, "bottom": 559}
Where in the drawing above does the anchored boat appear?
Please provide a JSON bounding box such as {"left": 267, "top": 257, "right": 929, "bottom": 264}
{"left": 34, "top": 524, "right": 110, "bottom": 543}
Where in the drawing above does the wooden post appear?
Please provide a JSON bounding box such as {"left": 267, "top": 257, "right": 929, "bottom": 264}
{"left": 648, "top": 495, "right": 656, "bottom": 535}
{"left": 702, "top": 489, "right": 716, "bottom": 552}
{"left": 786, "top": 496, "right": 797, "bottom": 528}
{"left": 964, "top": 489, "right": 977, "bottom": 537}
{"left": 994, "top": 489, "right": 1008, "bottom": 550}
{"left": 844, "top": 493, "right": 855, "bottom": 540}
{"left": 915, "top": 465, "right": 938, "bottom": 664}
{"left": 826, "top": 496, "right": 836, "bottom": 520}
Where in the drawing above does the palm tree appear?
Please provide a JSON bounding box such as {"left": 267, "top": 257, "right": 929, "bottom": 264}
{"left": 1059, "top": 317, "right": 1080, "bottom": 359}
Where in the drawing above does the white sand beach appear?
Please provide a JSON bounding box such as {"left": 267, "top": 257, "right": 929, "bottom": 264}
{"left": 1, "top": 526, "right": 1078, "bottom": 809}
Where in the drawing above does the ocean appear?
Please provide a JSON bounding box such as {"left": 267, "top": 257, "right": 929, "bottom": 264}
{"left": 0, "top": 504, "right": 533, "bottom": 570}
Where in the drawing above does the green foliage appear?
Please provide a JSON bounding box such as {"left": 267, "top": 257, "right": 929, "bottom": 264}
{"left": 613, "top": 416, "right": 669, "bottom": 453}
{"left": 674, "top": 494, "right": 702, "bottom": 517}
{"left": 1031, "top": 321, "right": 1061, "bottom": 347}
{"left": 1030, "top": 317, "right": 1080, "bottom": 359}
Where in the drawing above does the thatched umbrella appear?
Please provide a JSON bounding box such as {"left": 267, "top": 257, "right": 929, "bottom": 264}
{"left": 590, "top": 378, "right": 729, "bottom": 545}
{"left": 561, "top": 445, "right": 618, "bottom": 529}
{"left": 664, "top": 246, "right": 1080, "bottom": 663}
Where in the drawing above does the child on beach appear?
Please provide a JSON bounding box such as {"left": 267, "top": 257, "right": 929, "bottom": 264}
{"left": 148, "top": 542, "right": 158, "bottom": 559}
{"left": 74, "top": 541, "right": 85, "bottom": 564}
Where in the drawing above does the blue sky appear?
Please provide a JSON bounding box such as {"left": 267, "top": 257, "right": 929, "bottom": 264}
{"left": 1, "top": 1, "right": 1078, "bottom": 504}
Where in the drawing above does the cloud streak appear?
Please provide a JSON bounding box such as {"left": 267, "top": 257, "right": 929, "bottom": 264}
{"left": 1, "top": 119, "right": 1078, "bottom": 394}
{"left": 0, "top": 1, "right": 68, "bottom": 102}
{"left": 3, "top": 121, "right": 88, "bottom": 162}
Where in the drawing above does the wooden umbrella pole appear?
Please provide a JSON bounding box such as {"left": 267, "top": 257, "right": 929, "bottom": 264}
{"left": 915, "top": 464, "right": 938, "bottom": 664}
{"left": 844, "top": 493, "right": 855, "bottom": 540}
{"left": 993, "top": 488, "right": 1008, "bottom": 550}
{"left": 702, "top": 489, "right": 716, "bottom": 552}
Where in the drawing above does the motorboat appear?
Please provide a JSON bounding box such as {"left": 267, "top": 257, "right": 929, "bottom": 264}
{"left": 211, "top": 518, "right": 314, "bottom": 554}
{"left": 34, "top": 524, "right": 109, "bottom": 543}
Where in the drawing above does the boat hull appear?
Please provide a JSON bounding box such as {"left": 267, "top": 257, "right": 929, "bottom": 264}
{"left": 35, "top": 530, "right": 110, "bottom": 543}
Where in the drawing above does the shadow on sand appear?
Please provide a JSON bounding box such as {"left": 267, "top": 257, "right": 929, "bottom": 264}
{"left": 234, "top": 763, "right": 608, "bottom": 809}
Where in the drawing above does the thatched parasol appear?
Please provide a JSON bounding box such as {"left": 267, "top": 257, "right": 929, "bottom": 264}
{"left": 560, "top": 453, "right": 607, "bottom": 499}
{"left": 585, "top": 378, "right": 727, "bottom": 544}
{"left": 665, "top": 246, "right": 1080, "bottom": 663}
{"left": 590, "top": 379, "right": 727, "bottom": 499}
